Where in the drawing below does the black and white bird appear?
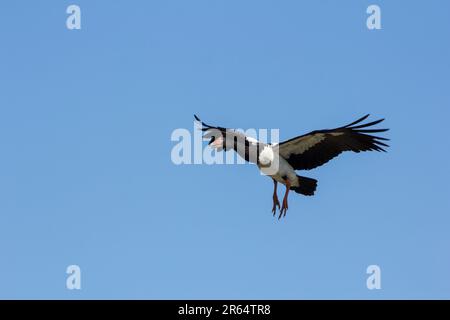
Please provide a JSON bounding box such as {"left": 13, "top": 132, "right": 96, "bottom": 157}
{"left": 194, "top": 114, "right": 389, "bottom": 219}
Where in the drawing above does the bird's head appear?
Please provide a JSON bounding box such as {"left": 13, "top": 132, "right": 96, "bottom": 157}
{"left": 195, "top": 115, "right": 232, "bottom": 151}
{"left": 204, "top": 129, "right": 226, "bottom": 150}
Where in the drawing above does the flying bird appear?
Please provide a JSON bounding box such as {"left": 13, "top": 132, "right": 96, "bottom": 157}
{"left": 194, "top": 114, "right": 389, "bottom": 219}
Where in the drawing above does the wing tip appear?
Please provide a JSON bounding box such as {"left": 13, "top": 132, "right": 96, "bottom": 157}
{"left": 343, "top": 114, "right": 370, "bottom": 128}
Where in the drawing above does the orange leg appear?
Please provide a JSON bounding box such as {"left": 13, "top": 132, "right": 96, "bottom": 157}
{"left": 271, "top": 179, "right": 281, "bottom": 215}
{"left": 279, "top": 179, "right": 291, "bottom": 219}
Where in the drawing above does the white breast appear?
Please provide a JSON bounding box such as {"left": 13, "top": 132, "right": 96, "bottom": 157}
{"left": 259, "top": 145, "right": 274, "bottom": 166}
{"left": 258, "top": 148, "right": 298, "bottom": 187}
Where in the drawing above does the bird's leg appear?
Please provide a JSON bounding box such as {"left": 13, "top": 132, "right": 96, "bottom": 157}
{"left": 279, "top": 179, "right": 291, "bottom": 219}
{"left": 271, "top": 179, "right": 280, "bottom": 215}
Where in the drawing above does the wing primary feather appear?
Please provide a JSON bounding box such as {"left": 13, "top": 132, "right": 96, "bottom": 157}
{"left": 350, "top": 118, "right": 384, "bottom": 129}
{"left": 355, "top": 128, "right": 389, "bottom": 133}
{"left": 372, "top": 140, "right": 390, "bottom": 147}
{"left": 342, "top": 114, "right": 370, "bottom": 128}
{"left": 363, "top": 135, "right": 390, "bottom": 141}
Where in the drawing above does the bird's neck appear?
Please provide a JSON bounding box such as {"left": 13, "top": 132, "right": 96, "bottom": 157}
{"left": 233, "top": 139, "right": 260, "bottom": 164}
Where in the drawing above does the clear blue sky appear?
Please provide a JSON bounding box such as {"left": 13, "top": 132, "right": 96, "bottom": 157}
{"left": 1, "top": 0, "right": 449, "bottom": 299}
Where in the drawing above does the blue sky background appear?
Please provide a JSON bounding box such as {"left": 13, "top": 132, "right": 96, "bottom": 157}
{"left": 1, "top": 0, "right": 449, "bottom": 299}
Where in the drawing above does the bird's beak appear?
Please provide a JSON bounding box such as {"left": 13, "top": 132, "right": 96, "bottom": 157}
{"left": 210, "top": 136, "right": 224, "bottom": 149}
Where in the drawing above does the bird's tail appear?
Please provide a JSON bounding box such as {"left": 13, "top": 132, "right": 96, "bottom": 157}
{"left": 290, "top": 175, "right": 317, "bottom": 196}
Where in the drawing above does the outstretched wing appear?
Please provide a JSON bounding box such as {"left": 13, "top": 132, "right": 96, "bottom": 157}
{"left": 277, "top": 114, "right": 389, "bottom": 170}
